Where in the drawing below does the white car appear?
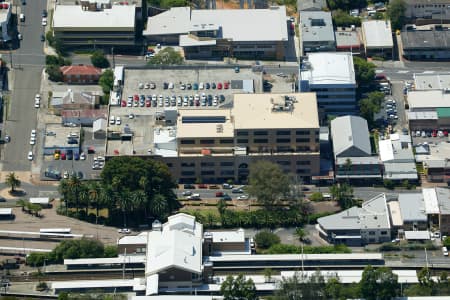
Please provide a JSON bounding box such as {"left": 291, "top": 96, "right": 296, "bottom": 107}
{"left": 41, "top": 17, "right": 47, "bottom": 26}
{"left": 110, "top": 116, "right": 115, "bottom": 125}
{"left": 27, "top": 151, "right": 33, "bottom": 161}
{"left": 18, "top": 33, "right": 22, "bottom": 40}
{"left": 30, "top": 136, "right": 36, "bottom": 145}
{"left": 118, "top": 228, "right": 131, "bottom": 234}
{"left": 237, "top": 194, "right": 249, "bottom": 200}
{"left": 35, "top": 94, "right": 41, "bottom": 100}
{"left": 116, "top": 117, "right": 121, "bottom": 125}
{"left": 34, "top": 101, "right": 40, "bottom": 108}
{"left": 30, "top": 129, "right": 36, "bottom": 137}
{"left": 80, "top": 152, "right": 86, "bottom": 160}
{"left": 63, "top": 171, "right": 69, "bottom": 179}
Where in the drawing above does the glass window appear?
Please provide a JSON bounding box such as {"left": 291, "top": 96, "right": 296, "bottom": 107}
{"left": 276, "top": 130, "right": 291, "bottom": 135}
{"left": 201, "top": 162, "right": 215, "bottom": 167}
{"left": 254, "top": 130, "right": 268, "bottom": 136}
{"left": 200, "top": 139, "right": 214, "bottom": 144}
{"left": 254, "top": 138, "right": 268, "bottom": 143}
{"left": 220, "top": 139, "right": 233, "bottom": 144}
{"left": 220, "top": 161, "right": 234, "bottom": 167}
{"left": 237, "top": 131, "right": 248, "bottom": 136}
{"left": 276, "top": 138, "right": 291, "bottom": 143}
{"left": 277, "top": 161, "right": 291, "bottom": 166}
{"left": 296, "top": 130, "right": 309, "bottom": 135}
{"left": 181, "top": 139, "right": 195, "bottom": 144}
{"left": 296, "top": 161, "right": 311, "bottom": 165}
{"left": 201, "top": 170, "right": 215, "bottom": 175}
{"left": 296, "top": 138, "right": 310, "bottom": 143}
{"left": 237, "top": 139, "right": 248, "bottom": 144}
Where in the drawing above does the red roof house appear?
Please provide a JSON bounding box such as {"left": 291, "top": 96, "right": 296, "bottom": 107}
{"left": 60, "top": 65, "right": 102, "bottom": 84}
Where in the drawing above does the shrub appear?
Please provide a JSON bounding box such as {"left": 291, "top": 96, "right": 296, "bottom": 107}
{"left": 254, "top": 231, "right": 281, "bottom": 249}
{"left": 383, "top": 179, "right": 395, "bottom": 190}
{"left": 46, "top": 65, "right": 63, "bottom": 82}
{"left": 90, "top": 50, "right": 110, "bottom": 68}
{"left": 309, "top": 192, "right": 324, "bottom": 202}
{"left": 26, "top": 252, "right": 49, "bottom": 267}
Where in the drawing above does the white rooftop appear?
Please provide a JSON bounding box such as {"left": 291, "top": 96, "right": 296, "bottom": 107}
{"left": 146, "top": 213, "right": 203, "bottom": 275}
{"left": 408, "top": 90, "right": 450, "bottom": 110}
{"left": 29, "top": 197, "right": 50, "bottom": 204}
{"left": 300, "top": 52, "right": 356, "bottom": 85}
{"left": 362, "top": 20, "right": 394, "bottom": 48}
{"left": 52, "top": 278, "right": 145, "bottom": 291}
{"left": 207, "top": 229, "right": 245, "bottom": 243}
{"left": 153, "top": 127, "right": 177, "bottom": 157}
{"left": 414, "top": 73, "right": 450, "bottom": 91}
{"left": 118, "top": 232, "right": 148, "bottom": 245}
{"left": 0, "top": 208, "right": 12, "bottom": 215}
{"left": 144, "top": 6, "right": 288, "bottom": 42}
{"left": 423, "top": 188, "right": 440, "bottom": 214}
{"left": 53, "top": 4, "right": 135, "bottom": 30}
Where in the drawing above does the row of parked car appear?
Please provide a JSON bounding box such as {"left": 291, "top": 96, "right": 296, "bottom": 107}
{"left": 412, "top": 129, "right": 449, "bottom": 138}
{"left": 138, "top": 81, "right": 232, "bottom": 91}
{"left": 122, "top": 94, "right": 226, "bottom": 108}
{"left": 53, "top": 149, "right": 85, "bottom": 161}
{"left": 385, "top": 98, "right": 398, "bottom": 121}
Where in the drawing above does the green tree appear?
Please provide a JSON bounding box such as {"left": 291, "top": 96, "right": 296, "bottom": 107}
{"left": 49, "top": 239, "right": 106, "bottom": 263}
{"left": 383, "top": 179, "right": 396, "bottom": 190}
{"left": 332, "top": 9, "right": 361, "bottom": 27}
{"left": 217, "top": 198, "right": 227, "bottom": 224}
{"left": 443, "top": 236, "right": 450, "bottom": 248}
{"left": 254, "top": 230, "right": 280, "bottom": 249}
{"left": 324, "top": 277, "right": 344, "bottom": 300}
{"left": 103, "top": 245, "right": 118, "bottom": 257}
{"left": 359, "top": 91, "right": 384, "bottom": 126}
{"left": 329, "top": 183, "right": 354, "bottom": 209}
{"left": 388, "top": 0, "right": 406, "bottom": 30}
{"left": 99, "top": 69, "right": 114, "bottom": 94}
{"left": 360, "top": 265, "right": 399, "bottom": 300}
{"left": 5, "top": 172, "right": 21, "bottom": 193}
{"left": 147, "top": 47, "right": 183, "bottom": 65}
{"left": 418, "top": 267, "right": 434, "bottom": 287}
{"left": 46, "top": 65, "right": 63, "bottom": 82}
{"left": 309, "top": 192, "right": 324, "bottom": 202}
{"left": 247, "top": 160, "right": 290, "bottom": 209}
{"left": 295, "top": 228, "right": 307, "bottom": 242}
{"left": 90, "top": 50, "right": 110, "bottom": 68}
{"left": 354, "top": 56, "right": 376, "bottom": 87}
{"left": 220, "top": 274, "right": 257, "bottom": 300}
{"left": 276, "top": 270, "right": 327, "bottom": 300}
{"left": 264, "top": 268, "right": 274, "bottom": 283}
{"left": 327, "top": 0, "right": 367, "bottom": 10}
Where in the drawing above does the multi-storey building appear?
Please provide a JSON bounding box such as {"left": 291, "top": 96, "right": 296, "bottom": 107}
{"left": 299, "top": 52, "right": 357, "bottom": 120}
{"left": 404, "top": 0, "right": 450, "bottom": 23}
{"left": 155, "top": 93, "right": 320, "bottom": 183}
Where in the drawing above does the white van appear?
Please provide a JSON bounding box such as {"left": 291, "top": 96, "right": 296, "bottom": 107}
{"left": 443, "top": 246, "right": 448, "bottom": 256}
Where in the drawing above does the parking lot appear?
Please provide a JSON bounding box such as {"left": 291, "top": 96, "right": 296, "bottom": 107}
{"left": 120, "top": 67, "right": 262, "bottom": 110}
{"left": 39, "top": 129, "right": 106, "bottom": 181}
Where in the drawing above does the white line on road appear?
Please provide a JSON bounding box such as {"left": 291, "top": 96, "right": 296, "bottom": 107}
{"left": 422, "top": 71, "right": 435, "bottom": 74}
{"left": 397, "top": 70, "right": 409, "bottom": 74}
{"left": 375, "top": 69, "right": 384, "bottom": 74}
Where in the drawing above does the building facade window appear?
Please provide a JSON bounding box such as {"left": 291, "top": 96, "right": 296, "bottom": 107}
{"left": 237, "top": 139, "right": 248, "bottom": 143}
{"left": 220, "top": 161, "right": 234, "bottom": 167}
{"left": 276, "top": 130, "right": 291, "bottom": 135}
{"left": 201, "top": 162, "right": 215, "bottom": 167}
{"left": 220, "top": 139, "right": 233, "bottom": 144}
{"left": 276, "top": 138, "right": 291, "bottom": 143}
{"left": 277, "top": 161, "right": 291, "bottom": 166}
{"left": 296, "top": 138, "right": 310, "bottom": 143}
{"left": 201, "top": 170, "right": 215, "bottom": 176}
{"left": 296, "top": 130, "right": 310, "bottom": 135}
{"left": 200, "top": 139, "right": 214, "bottom": 144}
{"left": 254, "top": 138, "right": 268, "bottom": 143}
{"left": 237, "top": 131, "right": 249, "bottom": 136}
{"left": 254, "top": 130, "right": 268, "bottom": 136}
{"left": 296, "top": 161, "right": 311, "bottom": 165}
{"left": 181, "top": 171, "right": 195, "bottom": 176}
{"left": 181, "top": 139, "right": 195, "bottom": 145}
{"left": 181, "top": 162, "right": 195, "bottom": 167}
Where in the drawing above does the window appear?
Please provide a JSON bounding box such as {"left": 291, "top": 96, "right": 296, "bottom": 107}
{"left": 381, "top": 231, "right": 387, "bottom": 235}
{"left": 237, "top": 131, "right": 248, "bottom": 136}
{"left": 237, "top": 139, "right": 248, "bottom": 144}
{"left": 296, "top": 161, "right": 310, "bottom": 165}
{"left": 276, "top": 130, "right": 291, "bottom": 135}
{"left": 221, "top": 170, "right": 234, "bottom": 176}
{"left": 296, "top": 130, "right": 309, "bottom": 135}
{"left": 201, "top": 170, "right": 215, "bottom": 176}
{"left": 276, "top": 138, "right": 291, "bottom": 143}
{"left": 277, "top": 161, "right": 290, "bottom": 166}
{"left": 200, "top": 139, "right": 214, "bottom": 144}
{"left": 296, "top": 146, "right": 310, "bottom": 152}
{"left": 220, "top": 139, "right": 233, "bottom": 144}
{"left": 220, "top": 161, "right": 234, "bottom": 167}
{"left": 166, "top": 163, "right": 173, "bottom": 168}
{"left": 254, "top": 130, "right": 268, "bottom": 136}
{"left": 254, "top": 138, "right": 268, "bottom": 143}
{"left": 296, "top": 138, "right": 310, "bottom": 143}
{"left": 181, "top": 139, "right": 195, "bottom": 144}
{"left": 369, "top": 231, "right": 376, "bottom": 235}
{"left": 181, "top": 171, "right": 195, "bottom": 176}
{"left": 296, "top": 169, "right": 310, "bottom": 174}
{"left": 201, "top": 162, "right": 215, "bottom": 167}
{"left": 181, "top": 162, "right": 195, "bottom": 167}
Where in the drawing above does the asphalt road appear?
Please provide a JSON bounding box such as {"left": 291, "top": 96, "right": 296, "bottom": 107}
{"left": 2, "top": 0, "right": 46, "bottom": 171}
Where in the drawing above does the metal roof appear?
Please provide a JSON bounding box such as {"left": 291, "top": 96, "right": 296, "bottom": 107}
{"left": 437, "top": 107, "right": 450, "bottom": 118}
{"left": 398, "top": 193, "right": 427, "bottom": 222}
{"left": 362, "top": 20, "right": 394, "bottom": 48}
{"left": 300, "top": 11, "right": 335, "bottom": 43}
{"left": 331, "top": 116, "right": 371, "bottom": 158}
{"left": 423, "top": 188, "right": 440, "bottom": 214}
{"left": 402, "top": 29, "right": 450, "bottom": 50}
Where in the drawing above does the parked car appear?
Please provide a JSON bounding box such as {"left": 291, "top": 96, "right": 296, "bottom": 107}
{"left": 118, "top": 228, "right": 131, "bottom": 234}
{"left": 198, "top": 184, "right": 207, "bottom": 189}
{"left": 232, "top": 188, "right": 243, "bottom": 194}
{"left": 187, "top": 194, "right": 201, "bottom": 200}
{"left": 215, "top": 191, "right": 224, "bottom": 197}
{"left": 182, "top": 191, "right": 193, "bottom": 196}
{"left": 27, "top": 151, "right": 33, "bottom": 161}
{"left": 237, "top": 194, "right": 249, "bottom": 200}
{"left": 184, "top": 184, "right": 195, "bottom": 189}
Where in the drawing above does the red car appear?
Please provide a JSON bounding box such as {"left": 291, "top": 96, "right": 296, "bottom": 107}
{"left": 121, "top": 100, "right": 127, "bottom": 107}
{"left": 61, "top": 153, "right": 66, "bottom": 160}
{"left": 133, "top": 94, "right": 139, "bottom": 101}
{"left": 432, "top": 130, "right": 438, "bottom": 137}
{"left": 198, "top": 184, "right": 207, "bottom": 189}
{"left": 215, "top": 191, "right": 224, "bottom": 197}
{"left": 444, "top": 130, "right": 449, "bottom": 137}
{"left": 217, "top": 82, "right": 223, "bottom": 89}
{"left": 146, "top": 100, "right": 151, "bottom": 107}
{"left": 224, "top": 81, "right": 229, "bottom": 89}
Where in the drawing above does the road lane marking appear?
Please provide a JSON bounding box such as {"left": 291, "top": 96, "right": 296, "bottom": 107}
{"left": 422, "top": 71, "right": 435, "bottom": 74}
{"left": 397, "top": 70, "right": 409, "bottom": 74}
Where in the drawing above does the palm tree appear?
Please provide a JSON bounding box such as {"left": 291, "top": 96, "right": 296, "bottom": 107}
{"left": 67, "top": 175, "right": 82, "bottom": 214}
{"left": 5, "top": 172, "right": 21, "bottom": 193}
{"left": 118, "top": 190, "right": 132, "bottom": 228}
{"left": 58, "top": 179, "right": 70, "bottom": 214}
{"left": 87, "top": 182, "right": 101, "bottom": 223}
{"left": 16, "top": 199, "right": 27, "bottom": 212}
{"left": 131, "top": 190, "right": 148, "bottom": 223}
{"left": 150, "top": 193, "right": 168, "bottom": 219}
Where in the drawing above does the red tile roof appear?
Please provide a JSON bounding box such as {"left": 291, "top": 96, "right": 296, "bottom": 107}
{"left": 60, "top": 65, "right": 102, "bottom": 76}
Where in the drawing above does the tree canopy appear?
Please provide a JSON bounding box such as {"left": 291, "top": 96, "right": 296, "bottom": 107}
{"left": 254, "top": 230, "right": 281, "bottom": 249}
{"left": 327, "top": 0, "right": 367, "bottom": 10}
{"left": 147, "top": 47, "right": 183, "bottom": 65}
{"left": 90, "top": 50, "right": 110, "bottom": 68}
{"left": 99, "top": 69, "right": 114, "bottom": 94}
{"left": 360, "top": 265, "right": 399, "bottom": 300}
{"left": 359, "top": 91, "right": 385, "bottom": 126}
{"left": 332, "top": 9, "right": 361, "bottom": 27}
{"left": 220, "top": 274, "right": 257, "bottom": 300}
{"left": 247, "top": 160, "right": 290, "bottom": 209}
{"left": 330, "top": 183, "right": 354, "bottom": 210}
{"left": 388, "top": 0, "right": 406, "bottom": 30}
{"left": 353, "top": 57, "right": 376, "bottom": 88}
{"left": 5, "top": 172, "right": 20, "bottom": 193}
{"left": 46, "top": 64, "right": 63, "bottom": 82}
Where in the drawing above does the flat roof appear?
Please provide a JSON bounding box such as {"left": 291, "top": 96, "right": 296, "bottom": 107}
{"left": 405, "top": 230, "right": 431, "bottom": 240}
{"left": 407, "top": 111, "right": 438, "bottom": 120}
{"left": 52, "top": 278, "right": 144, "bottom": 290}
{"left": 0, "top": 208, "right": 12, "bottom": 215}
{"left": 0, "top": 2, "right": 11, "bottom": 24}
{"left": 335, "top": 30, "right": 361, "bottom": 49}
{"left": 232, "top": 93, "right": 319, "bottom": 130}
{"left": 53, "top": 4, "right": 135, "bottom": 30}
{"left": 408, "top": 90, "right": 450, "bottom": 110}
{"left": 300, "top": 52, "right": 356, "bottom": 85}
{"left": 118, "top": 232, "right": 148, "bottom": 245}
{"left": 177, "top": 109, "right": 234, "bottom": 139}
{"left": 423, "top": 188, "right": 440, "bottom": 214}
{"left": 437, "top": 107, "right": 450, "bottom": 118}
{"left": 436, "top": 187, "right": 450, "bottom": 214}
{"left": 402, "top": 29, "right": 450, "bottom": 50}
{"left": 300, "top": 11, "right": 335, "bottom": 43}
{"left": 145, "top": 6, "right": 288, "bottom": 42}
{"left": 387, "top": 201, "right": 403, "bottom": 227}
{"left": 64, "top": 255, "right": 145, "bottom": 265}
{"left": 398, "top": 193, "right": 427, "bottom": 222}
{"left": 414, "top": 73, "right": 450, "bottom": 91}
{"left": 207, "top": 253, "right": 383, "bottom": 262}
{"left": 207, "top": 229, "right": 245, "bottom": 243}
{"left": 362, "top": 20, "right": 393, "bottom": 48}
